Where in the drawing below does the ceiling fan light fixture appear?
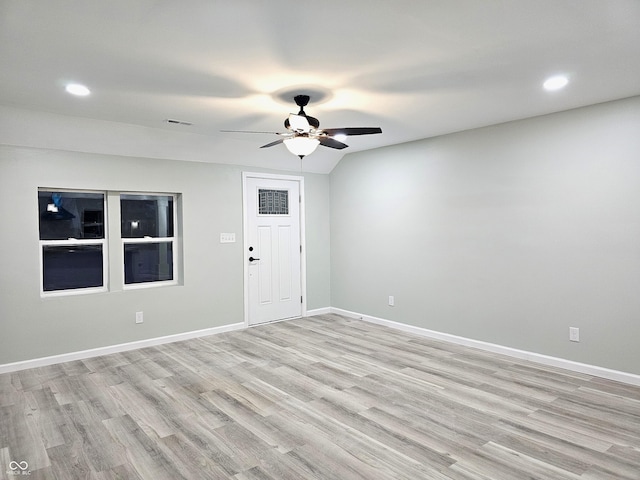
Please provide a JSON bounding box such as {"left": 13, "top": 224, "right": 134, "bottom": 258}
{"left": 284, "top": 137, "right": 320, "bottom": 157}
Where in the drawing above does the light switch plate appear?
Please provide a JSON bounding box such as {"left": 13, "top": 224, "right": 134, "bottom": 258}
{"left": 220, "top": 233, "right": 236, "bottom": 243}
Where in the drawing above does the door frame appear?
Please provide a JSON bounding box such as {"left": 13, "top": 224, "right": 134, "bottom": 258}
{"left": 242, "top": 172, "right": 307, "bottom": 326}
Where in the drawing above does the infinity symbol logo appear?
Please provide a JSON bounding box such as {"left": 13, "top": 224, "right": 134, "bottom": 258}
{"left": 9, "top": 461, "right": 28, "bottom": 470}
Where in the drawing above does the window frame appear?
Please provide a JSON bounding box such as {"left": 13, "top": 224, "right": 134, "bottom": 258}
{"left": 38, "top": 188, "right": 108, "bottom": 297}
{"left": 120, "top": 192, "right": 178, "bottom": 290}
{"left": 38, "top": 188, "right": 181, "bottom": 297}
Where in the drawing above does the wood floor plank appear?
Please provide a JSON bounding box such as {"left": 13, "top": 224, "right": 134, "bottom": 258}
{"left": 458, "top": 440, "right": 583, "bottom": 480}
{"left": 1, "top": 314, "right": 639, "bottom": 479}
{"left": 159, "top": 431, "right": 238, "bottom": 479}
{"left": 102, "top": 414, "right": 188, "bottom": 480}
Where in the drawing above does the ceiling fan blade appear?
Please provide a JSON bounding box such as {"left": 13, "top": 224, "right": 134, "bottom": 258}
{"left": 318, "top": 137, "right": 348, "bottom": 150}
{"left": 260, "top": 138, "right": 285, "bottom": 148}
{"left": 321, "top": 127, "right": 382, "bottom": 136}
{"left": 288, "top": 114, "right": 311, "bottom": 132}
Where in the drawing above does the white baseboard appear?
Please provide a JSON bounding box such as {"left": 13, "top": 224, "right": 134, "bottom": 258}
{"left": 330, "top": 307, "right": 640, "bottom": 387}
{"left": 306, "top": 307, "right": 332, "bottom": 316}
{"left": 0, "top": 322, "right": 245, "bottom": 374}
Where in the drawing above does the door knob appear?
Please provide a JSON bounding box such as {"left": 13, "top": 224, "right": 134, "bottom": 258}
{"left": 249, "top": 256, "right": 260, "bottom": 262}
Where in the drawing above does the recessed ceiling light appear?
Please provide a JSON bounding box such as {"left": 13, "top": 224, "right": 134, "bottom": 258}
{"left": 65, "top": 83, "right": 91, "bottom": 96}
{"left": 543, "top": 75, "right": 569, "bottom": 91}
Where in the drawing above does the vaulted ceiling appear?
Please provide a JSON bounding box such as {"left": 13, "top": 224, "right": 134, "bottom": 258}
{"left": 1, "top": 1, "right": 639, "bottom": 173}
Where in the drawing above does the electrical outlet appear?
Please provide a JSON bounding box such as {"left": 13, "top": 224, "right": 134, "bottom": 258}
{"left": 388, "top": 295, "right": 395, "bottom": 307}
{"left": 569, "top": 327, "right": 579, "bottom": 342}
{"left": 135, "top": 311, "right": 144, "bottom": 324}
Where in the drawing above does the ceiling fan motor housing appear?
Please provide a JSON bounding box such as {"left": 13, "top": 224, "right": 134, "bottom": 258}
{"left": 294, "top": 95, "right": 310, "bottom": 108}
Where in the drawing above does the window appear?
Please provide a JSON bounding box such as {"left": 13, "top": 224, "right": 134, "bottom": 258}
{"left": 258, "top": 189, "right": 289, "bottom": 215}
{"left": 121, "top": 194, "right": 176, "bottom": 286}
{"left": 38, "top": 190, "right": 107, "bottom": 294}
{"left": 38, "top": 189, "right": 180, "bottom": 295}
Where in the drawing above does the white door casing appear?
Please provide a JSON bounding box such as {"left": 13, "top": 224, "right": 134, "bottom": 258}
{"left": 243, "top": 173, "right": 305, "bottom": 325}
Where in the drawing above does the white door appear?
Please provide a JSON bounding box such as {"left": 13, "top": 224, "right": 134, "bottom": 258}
{"left": 244, "top": 175, "right": 303, "bottom": 325}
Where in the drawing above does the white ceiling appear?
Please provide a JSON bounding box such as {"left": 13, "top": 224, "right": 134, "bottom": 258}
{"left": 1, "top": 0, "right": 639, "bottom": 173}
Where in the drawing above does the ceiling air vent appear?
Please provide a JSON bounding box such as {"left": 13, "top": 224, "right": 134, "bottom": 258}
{"left": 165, "top": 119, "right": 193, "bottom": 126}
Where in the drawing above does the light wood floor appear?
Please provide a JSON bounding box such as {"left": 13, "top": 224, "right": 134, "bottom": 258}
{"left": 1, "top": 314, "right": 639, "bottom": 479}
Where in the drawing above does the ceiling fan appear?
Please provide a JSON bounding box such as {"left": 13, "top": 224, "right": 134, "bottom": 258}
{"left": 222, "top": 95, "right": 382, "bottom": 158}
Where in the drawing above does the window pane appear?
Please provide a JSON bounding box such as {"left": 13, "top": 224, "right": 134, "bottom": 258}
{"left": 39, "top": 191, "right": 104, "bottom": 240}
{"left": 121, "top": 195, "right": 174, "bottom": 238}
{"left": 124, "top": 242, "right": 173, "bottom": 284}
{"left": 42, "top": 245, "right": 103, "bottom": 291}
{"left": 258, "top": 189, "right": 289, "bottom": 215}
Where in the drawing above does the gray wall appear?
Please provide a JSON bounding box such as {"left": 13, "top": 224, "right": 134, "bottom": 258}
{"left": 330, "top": 96, "right": 640, "bottom": 375}
{"left": 0, "top": 146, "right": 330, "bottom": 364}
{"left": 3, "top": 96, "right": 639, "bottom": 376}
